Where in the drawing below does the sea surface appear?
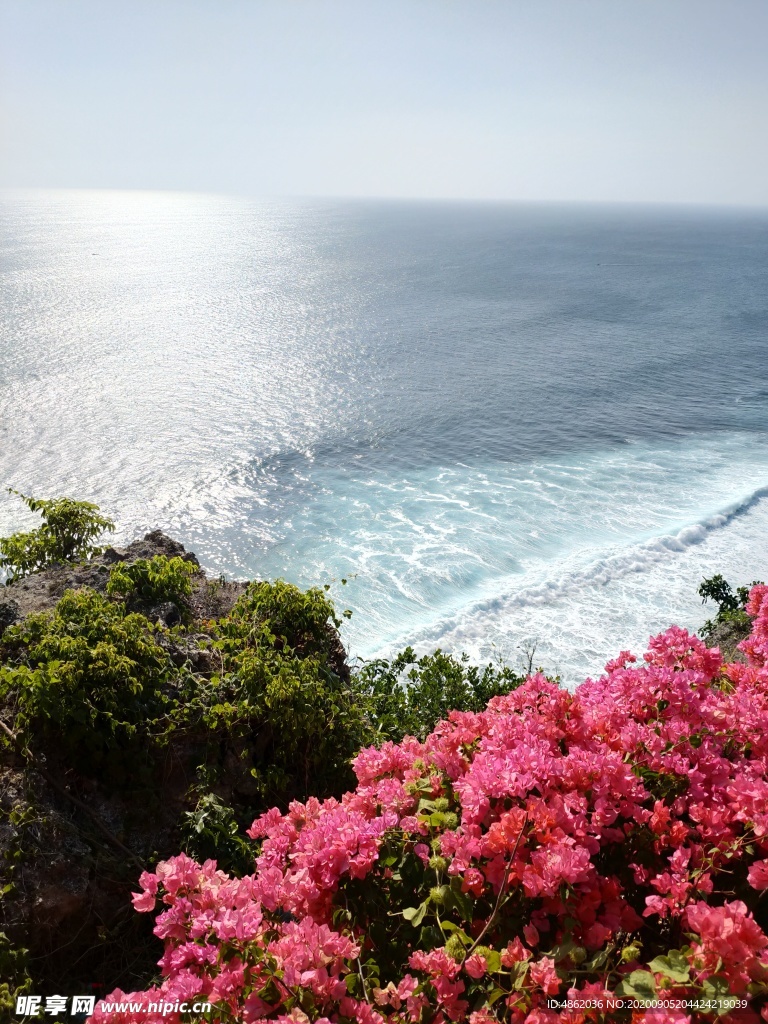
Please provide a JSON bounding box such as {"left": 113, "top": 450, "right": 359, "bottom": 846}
{"left": 1, "top": 190, "right": 768, "bottom": 684}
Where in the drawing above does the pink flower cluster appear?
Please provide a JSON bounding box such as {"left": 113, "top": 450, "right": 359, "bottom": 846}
{"left": 92, "top": 587, "right": 768, "bottom": 1023}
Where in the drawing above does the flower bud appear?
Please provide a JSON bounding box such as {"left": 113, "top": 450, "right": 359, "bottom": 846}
{"left": 429, "top": 885, "right": 448, "bottom": 904}
{"left": 444, "top": 935, "right": 465, "bottom": 962}
{"left": 620, "top": 942, "right": 641, "bottom": 963}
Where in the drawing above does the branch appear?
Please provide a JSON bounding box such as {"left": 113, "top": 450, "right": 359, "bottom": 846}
{"left": 463, "top": 811, "right": 528, "bottom": 960}
{"left": 356, "top": 954, "right": 371, "bottom": 1004}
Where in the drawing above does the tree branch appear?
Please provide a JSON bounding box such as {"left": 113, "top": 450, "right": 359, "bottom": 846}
{"left": 463, "top": 812, "right": 528, "bottom": 960}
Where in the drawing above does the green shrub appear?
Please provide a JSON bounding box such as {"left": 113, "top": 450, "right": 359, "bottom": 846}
{"left": 0, "top": 577, "right": 364, "bottom": 805}
{"left": 107, "top": 555, "right": 196, "bottom": 608}
{"left": 180, "top": 793, "right": 254, "bottom": 876}
{"left": 0, "top": 491, "right": 114, "bottom": 583}
{"left": 355, "top": 646, "right": 525, "bottom": 742}
{"left": 0, "top": 589, "right": 176, "bottom": 775}
{"left": 217, "top": 579, "right": 341, "bottom": 655}
{"left": 0, "top": 562, "right": 530, "bottom": 824}
{"left": 184, "top": 581, "right": 367, "bottom": 804}
{"left": 698, "top": 573, "right": 763, "bottom": 637}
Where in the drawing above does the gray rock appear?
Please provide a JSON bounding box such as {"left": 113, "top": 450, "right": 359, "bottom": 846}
{"left": 0, "top": 599, "right": 19, "bottom": 633}
{"left": 1, "top": 529, "right": 201, "bottom": 620}
{"left": 148, "top": 601, "right": 182, "bottom": 627}
{"left": 122, "top": 530, "right": 200, "bottom": 567}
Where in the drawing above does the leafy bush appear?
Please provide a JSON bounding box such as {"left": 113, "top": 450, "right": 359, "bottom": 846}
{"left": 356, "top": 646, "right": 525, "bottom": 742}
{"left": 180, "top": 793, "right": 254, "bottom": 877}
{"left": 0, "top": 491, "right": 114, "bottom": 583}
{"left": 698, "top": 573, "right": 744, "bottom": 615}
{"left": 0, "top": 589, "right": 176, "bottom": 775}
{"left": 0, "top": 577, "right": 370, "bottom": 806}
{"left": 107, "top": 554, "right": 197, "bottom": 608}
{"left": 698, "top": 573, "right": 763, "bottom": 637}
{"left": 105, "top": 586, "right": 768, "bottom": 1023}
{"left": 3, "top": 572, "right": 521, "bottom": 816}
{"left": 217, "top": 578, "right": 344, "bottom": 655}
{"left": 185, "top": 581, "right": 369, "bottom": 805}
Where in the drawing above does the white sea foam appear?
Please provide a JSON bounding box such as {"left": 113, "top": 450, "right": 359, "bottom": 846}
{"left": 272, "top": 435, "right": 768, "bottom": 685}
{"left": 382, "top": 485, "right": 768, "bottom": 686}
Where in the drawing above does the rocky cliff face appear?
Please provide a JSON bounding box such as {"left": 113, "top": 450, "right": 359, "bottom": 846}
{"left": 0, "top": 529, "right": 245, "bottom": 625}
{"left": 701, "top": 616, "right": 751, "bottom": 663}
{"left": 0, "top": 532, "right": 348, "bottom": 997}
{"left": 0, "top": 533, "right": 241, "bottom": 994}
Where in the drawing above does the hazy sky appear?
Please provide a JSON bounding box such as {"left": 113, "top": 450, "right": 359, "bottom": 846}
{"left": 1, "top": 0, "right": 767, "bottom": 204}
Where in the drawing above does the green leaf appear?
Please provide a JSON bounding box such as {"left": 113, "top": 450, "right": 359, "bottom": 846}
{"left": 510, "top": 961, "right": 530, "bottom": 990}
{"left": 546, "top": 936, "right": 577, "bottom": 963}
{"left": 484, "top": 950, "right": 502, "bottom": 973}
{"left": 487, "top": 986, "right": 506, "bottom": 1006}
{"left": 648, "top": 950, "right": 690, "bottom": 984}
{"left": 701, "top": 975, "right": 731, "bottom": 999}
{"left": 344, "top": 973, "right": 358, "bottom": 995}
{"left": 444, "top": 884, "right": 475, "bottom": 925}
{"left": 615, "top": 970, "right": 657, "bottom": 1000}
{"left": 440, "top": 922, "right": 471, "bottom": 945}
{"left": 402, "top": 902, "right": 428, "bottom": 927}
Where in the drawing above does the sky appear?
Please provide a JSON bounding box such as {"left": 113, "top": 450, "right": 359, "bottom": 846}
{"left": 1, "top": 0, "right": 767, "bottom": 205}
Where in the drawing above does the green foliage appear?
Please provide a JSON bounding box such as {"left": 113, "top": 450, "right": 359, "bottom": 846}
{"left": 648, "top": 948, "right": 691, "bottom": 984}
{"left": 180, "top": 793, "right": 254, "bottom": 876}
{"left": 698, "top": 573, "right": 740, "bottom": 614}
{"left": 354, "top": 647, "right": 525, "bottom": 742}
{"left": 0, "top": 801, "right": 39, "bottom": 887}
{"left": 0, "top": 589, "right": 176, "bottom": 777}
{"left": 0, "top": 491, "right": 114, "bottom": 584}
{"left": 0, "top": 933, "right": 32, "bottom": 1019}
{"left": 614, "top": 969, "right": 657, "bottom": 1000}
{"left": 187, "top": 581, "right": 367, "bottom": 804}
{"left": 0, "top": 577, "right": 366, "bottom": 804}
{"left": 107, "top": 554, "right": 196, "bottom": 608}
{"left": 698, "top": 573, "right": 763, "bottom": 638}
{"left": 0, "top": 556, "right": 532, "bottom": 811}
{"left": 218, "top": 579, "right": 342, "bottom": 653}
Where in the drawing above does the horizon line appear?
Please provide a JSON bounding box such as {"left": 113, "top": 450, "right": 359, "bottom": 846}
{"left": 2, "top": 185, "right": 768, "bottom": 213}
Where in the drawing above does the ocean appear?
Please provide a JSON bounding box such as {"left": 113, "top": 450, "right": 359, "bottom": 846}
{"left": 1, "top": 189, "right": 767, "bottom": 684}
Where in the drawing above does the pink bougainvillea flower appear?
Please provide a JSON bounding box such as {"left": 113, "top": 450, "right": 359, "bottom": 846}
{"left": 99, "top": 587, "right": 768, "bottom": 1023}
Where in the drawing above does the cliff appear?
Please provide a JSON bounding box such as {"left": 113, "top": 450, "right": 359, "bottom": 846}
{"left": 0, "top": 531, "right": 351, "bottom": 999}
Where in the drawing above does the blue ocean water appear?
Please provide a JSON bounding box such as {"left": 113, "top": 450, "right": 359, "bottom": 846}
{"left": 1, "top": 190, "right": 768, "bottom": 682}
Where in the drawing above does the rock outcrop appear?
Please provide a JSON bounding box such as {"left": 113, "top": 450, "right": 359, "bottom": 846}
{"left": 2, "top": 529, "right": 246, "bottom": 624}
{"left": 0, "top": 532, "right": 348, "bottom": 995}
